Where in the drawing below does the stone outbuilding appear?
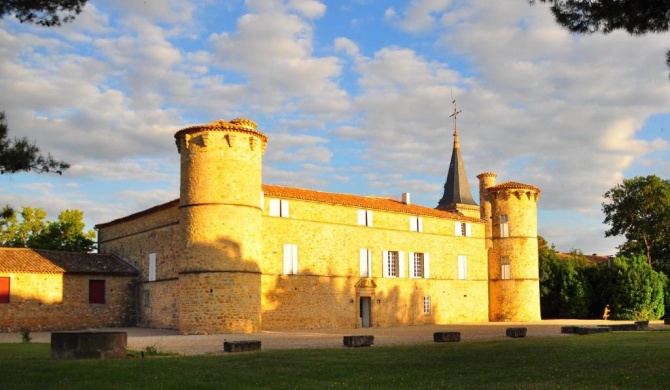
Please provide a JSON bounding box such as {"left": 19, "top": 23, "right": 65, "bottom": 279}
{"left": 0, "top": 248, "right": 139, "bottom": 331}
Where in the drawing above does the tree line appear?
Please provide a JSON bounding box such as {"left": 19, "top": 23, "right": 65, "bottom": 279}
{"left": 540, "top": 175, "right": 670, "bottom": 320}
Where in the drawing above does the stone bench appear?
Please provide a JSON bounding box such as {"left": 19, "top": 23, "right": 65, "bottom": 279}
{"left": 506, "top": 327, "right": 527, "bottom": 338}
{"left": 51, "top": 332, "right": 127, "bottom": 359}
{"left": 223, "top": 340, "right": 261, "bottom": 353}
{"left": 343, "top": 335, "right": 374, "bottom": 347}
{"left": 433, "top": 332, "right": 461, "bottom": 342}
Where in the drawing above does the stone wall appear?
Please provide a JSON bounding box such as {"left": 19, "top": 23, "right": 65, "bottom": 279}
{"left": 260, "top": 196, "right": 490, "bottom": 330}
{"left": 0, "top": 273, "right": 136, "bottom": 331}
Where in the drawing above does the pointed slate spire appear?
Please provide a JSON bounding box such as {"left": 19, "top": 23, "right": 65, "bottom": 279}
{"left": 436, "top": 101, "right": 477, "bottom": 211}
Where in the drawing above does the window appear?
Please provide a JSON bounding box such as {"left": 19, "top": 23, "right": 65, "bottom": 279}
{"left": 0, "top": 277, "right": 9, "bottom": 304}
{"left": 89, "top": 280, "right": 106, "bottom": 304}
{"left": 148, "top": 253, "right": 157, "bottom": 282}
{"left": 500, "top": 214, "right": 509, "bottom": 237}
{"left": 283, "top": 244, "right": 298, "bottom": 275}
{"left": 501, "top": 257, "right": 511, "bottom": 280}
{"left": 357, "top": 210, "right": 373, "bottom": 227}
{"left": 409, "top": 252, "right": 430, "bottom": 278}
{"left": 454, "top": 222, "right": 472, "bottom": 237}
{"left": 359, "top": 248, "right": 372, "bottom": 277}
{"left": 269, "top": 199, "right": 289, "bottom": 217}
{"left": 423, "top": 296, "right": 431, "bottom": 314}
{"left": 143, "top": 290, "right": 151, "bottom": 306}
{"left": 457, "top": 255, "right": 467, "bottom": 280}
{"left": 382, "top": 250, "right": 404, "bottom": 278}
{"left": 409, "top": 216, "right": 423, "bottom": 232}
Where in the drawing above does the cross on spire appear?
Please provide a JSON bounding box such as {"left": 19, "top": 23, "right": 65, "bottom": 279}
{"left": 450, "top": 99, "right": 462, "bottom": 135}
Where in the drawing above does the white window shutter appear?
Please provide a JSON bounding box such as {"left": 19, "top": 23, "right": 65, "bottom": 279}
{"left": 398, "top": 251, "right": 405, "bottom": 278}
{"left": 382, "top": 250, "right": 389, "bottom": 277}
{"left": 280, "top": 199, "right": 289, "bottom": 217}
{"left": 424, "top": 253, "right": 430, "bottom": 279}
{"left": 292, "top": 245, "right": 298, "bottom": 274}
{"left": 418, "top": 217, "right": 423, "bottom": 232}
{"left": 358, "top": 210, "right": 366, "bottom": 226}
{"left": 269, "top": 199, "right": 280, "bottom": 217}
{"left": 366, "top": 210, "right": 373, "bottom": 227}
{"left": 409, "top": 217, "right": 417, "bottom": 232}
{"left": 366, "top": 249, "right": 372, "bottom": 277}
{"left": 360, "top": 249, "right": 368, "bottom": 277}
{"left": 283, "top": 244, "right": 293, "bottom": 274}
{"left": 408, "top": 252, "right": 415, "bottom": 278}
{"left": 465, "top": 223, "right": 472, "bottom": 237}
{"left": 148, "top": 253, "right": 156, "bottom": 282}
{"left": 455, "top": 222, "right": 462, "bottom": 236}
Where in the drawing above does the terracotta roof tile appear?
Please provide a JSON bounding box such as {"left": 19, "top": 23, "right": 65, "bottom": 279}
{"left": 0, "top": 248, "right": 64, "bottom": 274}
{"left": 0, "top": 248, "right": 139, "bottom": 276}
{"left": 488, "top": 181, "right": 541, "bottom": 193}
{"left": 262, "top": 184, "right": 480, "bottom": 221}
{"left": 96, "top": 184, "right": 482, "bottom": 229}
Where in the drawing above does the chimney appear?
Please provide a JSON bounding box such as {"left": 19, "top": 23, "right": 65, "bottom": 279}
{"left": 402, "top": 192, "right": 411, "bottom": 205}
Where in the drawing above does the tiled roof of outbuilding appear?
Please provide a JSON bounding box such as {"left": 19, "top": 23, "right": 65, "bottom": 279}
{"left": 0, "top": 248, "right": 138, "bottom": 276}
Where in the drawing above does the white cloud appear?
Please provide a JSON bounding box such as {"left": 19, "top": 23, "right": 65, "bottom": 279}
{"left": 288, "top": 0, "right": 326, "bottom": 19}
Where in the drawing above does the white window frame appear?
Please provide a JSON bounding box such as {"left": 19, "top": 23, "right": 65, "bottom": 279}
{"left": 282, "top": 244, "right": 298, "bottom": 275}
{"left": 357, "top": 210, "right": 373, "bottom": 227}
{"left": 409, "top": 252, "right": 430, "bottom": 279}
{"left": 269, "top": 199, "right": 290, "bottom": 217}
{"left": 423, "top": 295, "right": 431, "bottom": 314}
{"left": 501, "top": 257, "right": 511, "bottom": 280}
{"left": 500, "top": 214, "right": 509, "bottom": 237}
{"left": 382, "top": 250, "right": 404, "bottom": 278}
{"left": 409, "top": 216, "right": 423, "bottom": 232}
{"left": 457, "top": 255, "right": 468, "bottom": 280}
{"left": 359, "top": 248, "right": 372, "bottom": 277}
{"left": 148, "top": 253, "right": 157, "bottom": 282}
{"left": 454, "top": 222, "right": 471, "bottom": 237}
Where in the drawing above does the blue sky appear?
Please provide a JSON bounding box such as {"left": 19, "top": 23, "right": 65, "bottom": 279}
{"left": 1, "top": 0, "right": 669, "bottom": 255}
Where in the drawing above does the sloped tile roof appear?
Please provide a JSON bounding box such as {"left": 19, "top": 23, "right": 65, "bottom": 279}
{"left": 488, "top": 181, "right": 541, "bottom": 193}
{"left": 262, "top": 184, "right": 480, "bottom": 221}
{"left": 0, "top": 248, "right": 64, "bottom": 274}
{"left": 96, "top": 184, "right": 482, "bottom": 229}
{"left": 0, "top": 248, "right": 138, "bottom": 276}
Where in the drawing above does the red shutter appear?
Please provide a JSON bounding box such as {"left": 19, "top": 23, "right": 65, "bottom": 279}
{"left": 89, "top": 280, "right": 106, "bottom": 304}
{"left": 0, "top": 277, "right": 9, "bottom": 303}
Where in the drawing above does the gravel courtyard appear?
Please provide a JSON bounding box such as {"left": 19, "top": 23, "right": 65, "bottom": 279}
{"left": 1, "top": 319, "right": 664, "bottom": 356}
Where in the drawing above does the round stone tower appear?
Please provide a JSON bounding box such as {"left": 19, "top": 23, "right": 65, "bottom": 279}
{"left": 174, "top": 118, "right": 267, "bottom": 334}
{"left": 487, "top": 181, "right": 541, "bottom": 322}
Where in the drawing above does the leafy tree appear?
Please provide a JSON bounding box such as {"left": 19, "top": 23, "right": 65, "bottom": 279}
{"left": 0, "top": 206, "right": 95, "bottom": 252}
{"left": 0, "top": 0, "right": 88, "bottom": 26}
{"left": 607, "top": 254, "right": 666, "bottom": 320}
{"left": 0, "top": 112, "right": 69, "bottom": 175}
{"left": 531, "top": 0, "right": 670, "bottom": 74}
{"left": 602, "top": 175, "right": 670, "bottom": 273}
{"left": 539, "top": 238, "right": 593, "bottom": 319}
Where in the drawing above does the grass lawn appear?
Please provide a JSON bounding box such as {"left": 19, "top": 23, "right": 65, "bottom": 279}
{"left": 2, "top": 331, "right": 670, "bottom": 389}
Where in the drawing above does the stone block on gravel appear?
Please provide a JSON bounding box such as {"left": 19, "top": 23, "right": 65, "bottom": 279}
{"left": 343, "top": 335, "right": 373, "bottom": 347}
{"left": 433, "top": 332, "right": 461, "bottom": 342}
{"left": 506, "top": 328, "right": 527, "bottom": 338}
{"left": 223, "top": 340, "right": 261, "bottom": 352}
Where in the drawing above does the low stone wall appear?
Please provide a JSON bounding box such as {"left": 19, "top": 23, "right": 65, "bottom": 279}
{"left": 223, "top": 340, "right": 261, "bottom": 352}
{"left": 343, "top": 335, "right": 374, "bottom": 347}
{"left": 433, "top": 332, "right": 461, "bottom": 342}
